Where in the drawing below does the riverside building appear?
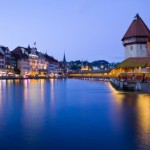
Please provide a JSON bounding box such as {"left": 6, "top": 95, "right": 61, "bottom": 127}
{"left": 0, "top": 45, "right": 60, "bottom": 78}
{"left": 12, "top": 46, "right": 30, "bottom": 77}
{"left": 12, "top": 46, "right": 60, "bottom": 77}
{"left": 0, "top": 45, "right": 15, "bottom": 76}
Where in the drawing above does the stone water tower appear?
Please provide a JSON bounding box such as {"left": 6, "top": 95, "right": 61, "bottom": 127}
{"left": 122, "top": 14, "right": 150, "bottom": 59}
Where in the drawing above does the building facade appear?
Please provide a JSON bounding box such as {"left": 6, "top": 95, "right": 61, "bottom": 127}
{"left": 44, "top": 53, "right": 59, "bottom": 77}
{"left": 12, "top": 46, "right": 30, "bottom": 76}
{"left": 0, "top": 45, "right": 14, "bottom": 76}
{"left": 28, "top": 48, "right": 39, "bottom": 76}
{"left": 0, "top": 45, "right": 60, "bottom": 77}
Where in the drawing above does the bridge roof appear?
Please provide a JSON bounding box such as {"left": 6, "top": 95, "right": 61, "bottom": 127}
{"left": 117, "top": 57, "right": 150, "bottom": 68}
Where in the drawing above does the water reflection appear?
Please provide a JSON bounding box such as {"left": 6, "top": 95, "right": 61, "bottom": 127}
{"left": 0, "top": 79, "right": 149, "bottom": 150}
{"left": 0, "top": 81, "right": 3, "bottom": 117}
{"left": 50, "top": 79, "right": 55, "bottom": 108}
{"left": 40, "top": 79, "right": 45, "bottom": 103}
{"left": 137, "top": 95, "right": 150, "bottom": 147}
{"left": 24, "top": 80, "right": 29, "bottom": 103}
{"left": 0, "top": 80, "right": 6, "bottom": 101}
{"left": 22, "top": 79, "right": 47, "bottom": 146}
{"left": 109, "top": 84, "right": 150, "bottom": 149}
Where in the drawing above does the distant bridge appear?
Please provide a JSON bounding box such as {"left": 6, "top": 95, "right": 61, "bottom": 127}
{"left": 68, "top": 70, "right": 111, "bottom": 78}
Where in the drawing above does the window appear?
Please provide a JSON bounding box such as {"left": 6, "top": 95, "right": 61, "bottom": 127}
{"left": 131, "top": 46, "right": 133, "bottom": 50}
{"left": 140, "top": 45, "right": 142, "bottom": 49}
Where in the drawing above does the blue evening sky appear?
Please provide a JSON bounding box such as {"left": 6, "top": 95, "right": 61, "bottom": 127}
{"left": 0, "top": 0, "right": 150, "bottom": 62}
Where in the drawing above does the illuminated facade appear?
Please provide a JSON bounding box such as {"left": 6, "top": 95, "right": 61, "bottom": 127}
{"left": 81, "top": 64, "right": 92, "bottom": 71}
{"left": 37, "top": 52, "right": 48, "bottom": 76}
{"left": 11, "top": 46, "right": 59, "bottom": 77}
{"left": 44, "top": 53, "right": 59, "bottom": 77}
{"left": 0, "top": 45, "right": 60, "bottom": 78}
{"left": 17, "top": 59, "right": 30, "bottom": 76}
{"left": 28, "top": 48, "right": 39, "bottom": 76}
{"left": 81, "top": 65, "right": 89, "bottom": 71}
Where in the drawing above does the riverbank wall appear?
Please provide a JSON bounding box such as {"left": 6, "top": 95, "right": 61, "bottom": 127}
{"left": 110, "top": 78, "right": 150, "bottom": 93}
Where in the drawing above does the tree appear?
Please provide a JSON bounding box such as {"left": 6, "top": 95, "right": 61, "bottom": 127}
{"left": 14, "top": 67, "right": 21, "bottom": 75}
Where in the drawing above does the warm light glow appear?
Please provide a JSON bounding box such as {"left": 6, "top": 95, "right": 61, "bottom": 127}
{"left": 109, "top": 84, "right": 150, "bottom": 146}
{"left": 108, "top": 82, "right": 125, "bottom": 107}
{"left": 40, "top": 79, "right": 45, "bottom": 103}
{"left": 24, "top": 79, "right": 29, "bottom": 108}
{"left": 136, "top": 94, "right": 150, "bottom": 145}
{"left": 50, "top": 79, "right": 55, "bottom": 117}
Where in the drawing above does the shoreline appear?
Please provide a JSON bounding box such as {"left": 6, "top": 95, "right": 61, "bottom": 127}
{"left": 110, "top": 78, "right": 150, "bottom": 93}
{"left": 1, "top": 77, "right": 150, "bottom": 94}
{"left": 0, "top": 77, "right": 64, "bottom": 80}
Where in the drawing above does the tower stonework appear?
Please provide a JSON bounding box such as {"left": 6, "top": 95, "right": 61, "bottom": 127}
{"left": 147, "top": 42, "right": 150, "bottom": 57}
{"left": 122, "top": 14, "right": 150, "bottom": 59}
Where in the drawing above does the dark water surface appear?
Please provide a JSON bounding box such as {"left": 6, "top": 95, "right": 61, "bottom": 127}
{"left": 0, "top": 79, "right": 150, "bottom": 150}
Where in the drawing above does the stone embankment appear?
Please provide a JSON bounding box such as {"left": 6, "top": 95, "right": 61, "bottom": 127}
{"left": 110, "top": 78, "right": 150, "bottom": 93}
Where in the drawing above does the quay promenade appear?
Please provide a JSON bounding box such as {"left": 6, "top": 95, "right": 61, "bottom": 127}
{"left": 69, "top": 73, "right": 150, "bottom": 93}
{"left": 110, "top": 78, "right": 150, "bottom": 93}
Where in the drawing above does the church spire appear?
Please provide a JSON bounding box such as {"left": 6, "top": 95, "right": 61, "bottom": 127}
{"left": 63, "top": 53, "right": 67, "bottom": 74}
{"left": 63, "top": 53, "right": 66, "bottom": 65}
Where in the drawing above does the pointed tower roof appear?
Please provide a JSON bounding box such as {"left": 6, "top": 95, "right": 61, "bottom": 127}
{"left": 63, "top": 53, "right": 66, "bottom": 64}
{"left": 122, "top": 14, "right": 150, "bottom": 41}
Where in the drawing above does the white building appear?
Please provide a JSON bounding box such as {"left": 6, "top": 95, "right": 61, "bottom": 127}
{"left": 44, "top": 54, "right": 59, "bottom": 76}
{"left": 12, "top": 46, "right": 30, "bottom": 76}
{"left": 17, "top": 59, "right": 30, "bottom": 76}
{"left": 12, "top": 46, "right": 59, "bottom": 77}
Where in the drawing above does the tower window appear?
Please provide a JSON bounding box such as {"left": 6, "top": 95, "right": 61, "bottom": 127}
{"left": 131, "top": 46, "right": 133, "bottom": 50}
{"left": 140, "top": 45, "right": 142, "bottom": 49}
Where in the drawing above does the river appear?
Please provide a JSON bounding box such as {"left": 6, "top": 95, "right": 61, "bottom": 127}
{"left": 0, "top": 79, "right": 150, "bottom": 150}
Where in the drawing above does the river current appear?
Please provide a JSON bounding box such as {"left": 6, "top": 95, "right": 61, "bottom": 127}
{"left": 0, "top": 79, "right": 150, "bottom": 150}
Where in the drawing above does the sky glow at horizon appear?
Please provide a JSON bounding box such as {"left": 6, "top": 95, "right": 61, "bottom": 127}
{"left": 0, "top": 0, "right": 150, "bottom": 62}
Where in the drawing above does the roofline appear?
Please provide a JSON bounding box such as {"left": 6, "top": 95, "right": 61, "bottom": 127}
{"left": 122, "top": 14, "right": 150, "bottom": 41}
{"left": 122, "top": 35, "right": 149, "bottom": 41}
{"left": 123, "top": 41, "right": 147, "bottom": 46}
